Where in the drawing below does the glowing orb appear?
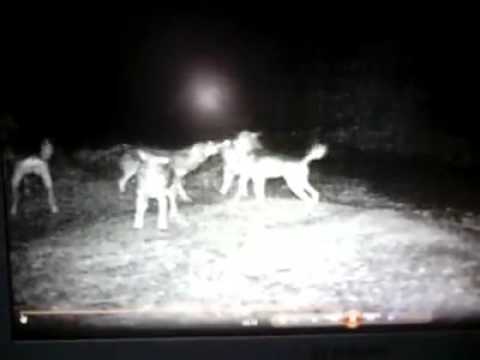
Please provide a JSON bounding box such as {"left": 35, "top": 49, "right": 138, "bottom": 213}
{"left": 195, "top": 85, "right": 221, "bottom": 111}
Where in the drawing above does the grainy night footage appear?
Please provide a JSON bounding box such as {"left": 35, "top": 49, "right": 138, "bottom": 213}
{"left": 1, "top": 8, "right": 479, "bottom": 339}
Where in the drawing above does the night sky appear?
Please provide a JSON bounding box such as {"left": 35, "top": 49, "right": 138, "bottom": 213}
{"left": 1, "top": 5, "right": 476, "bottom": 149}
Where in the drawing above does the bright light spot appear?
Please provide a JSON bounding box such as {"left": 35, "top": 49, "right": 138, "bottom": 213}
{"left": 188, "top": 71, "right": 231, "bottom": 117}
{"left": 343, "top": 309, "right": 363, "bottom": 329}
{"left": 195, "top": 85, "right": 221, "bottom": 111}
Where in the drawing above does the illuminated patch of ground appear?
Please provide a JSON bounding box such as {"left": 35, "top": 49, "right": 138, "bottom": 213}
{"left": 7, "top": 154, "right": 480, "bottom": 328}
{"left": 9, "top": 197, "right": 480, "bottom": 325}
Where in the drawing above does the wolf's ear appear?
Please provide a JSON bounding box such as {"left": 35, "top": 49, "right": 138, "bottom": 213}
{"left": 41, "top": 138, "right": 53, "bottom": 149}
{"left": 137, "top": 149, "right": 149, "bottom": 162}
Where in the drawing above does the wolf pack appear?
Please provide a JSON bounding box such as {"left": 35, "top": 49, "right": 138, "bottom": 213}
{"left": 7, "top": 131, "right": 328, "bottom": 230}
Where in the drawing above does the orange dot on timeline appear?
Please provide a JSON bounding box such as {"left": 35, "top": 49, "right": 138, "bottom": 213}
{"left": 343, "top": 309, "right": 363, "bottom": 329}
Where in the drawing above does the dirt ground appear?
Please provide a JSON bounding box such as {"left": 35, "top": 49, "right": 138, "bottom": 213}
{"left": 6, "top": 149, "right": 480, "bottom": 332}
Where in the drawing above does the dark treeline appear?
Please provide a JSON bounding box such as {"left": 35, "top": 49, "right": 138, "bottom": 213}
{"left": 1, "top": 10, "right": 476, "bottom": 166}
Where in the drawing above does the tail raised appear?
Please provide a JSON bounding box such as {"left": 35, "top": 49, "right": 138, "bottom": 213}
{"left": 302, "top": 143, "right": 328, "bottom": 165}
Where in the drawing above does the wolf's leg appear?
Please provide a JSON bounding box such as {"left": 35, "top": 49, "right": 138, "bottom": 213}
{"left": 303, "top": 179, "right": 320, "bottom": 202}
{"left": 133, "top": 193, "right": 148, "bottom": 229}
{"left": 285, "top": 176, "right": 313, "bottom": 203}
{"left": 168, "top": 189, "right": 180, "bottom": 219}
{"left": 40, "top": 164, "right": 58, "bottom": 213}
{"left": 252, "top": 177, "right": 266, "bottom": 203}
{"left": 220, "top": 166, "right": 235, "bottom": 195}
{"left": 45, "top": 186, "right": 59, "bottom": 214}
{"left": 233, "top": 173, "right": 249, "bottom": 201}
{"left": 177, "top": 179, "right": 192, "bottom": 202}
{"left": 46, "top": 188, "right": 59, "bottom": 213}
{"left": 10, "top": 167, "right": 24, "bottom": 216}
{"left": 118, "top": 160, "right": 138, "bottom": 193}
{"left": 237, "top": 172, "right": 249, "bottom": 198}
{"left": 10, "top": 182, "right": 20, "bottom": 216}
{"left": 157, "top": 194, "right": 168, "bottom": 230}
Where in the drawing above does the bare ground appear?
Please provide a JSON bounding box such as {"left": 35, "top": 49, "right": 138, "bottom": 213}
{"left": 6, "top": 153, "right": 480, "bottom": 330}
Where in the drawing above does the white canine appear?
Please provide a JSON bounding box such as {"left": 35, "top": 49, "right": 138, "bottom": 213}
{"left": 118, "top": 140, "right": 222, "bottom": 203}
{"left": 234, "top": 143, "right": 328, "bottom": 203}
{"left": 133, "top": 149, "right": 179, "bottom": 230}
{"left": 219, "top": 130, "right": 263, "bottom": 197}
{"left": 10, "top": 139, "right": 58, "bottom": 215}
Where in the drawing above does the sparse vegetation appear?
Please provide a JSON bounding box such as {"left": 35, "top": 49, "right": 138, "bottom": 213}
{"left": 6, "top": 142, "right": 480, "bottom": 325}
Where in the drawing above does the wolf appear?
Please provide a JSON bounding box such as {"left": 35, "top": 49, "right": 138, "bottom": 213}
{"left": 10, "top": 138, "right": 58, "bottom": 215}
{"left": 218, "top": 130, "right": 263, "bottom": 197}
{"left": 118, "top": 140, "right": 223, "bottom": 202}
{"left": 133, "top": 149, "right": 179, "bottom": 230}
{"left": 233, "top": 143, "right": 328, "bottom": 203}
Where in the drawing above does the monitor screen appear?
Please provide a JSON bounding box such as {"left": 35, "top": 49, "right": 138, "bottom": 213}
{"left": 1, "top": 8, "right": 480, "bottom": 341}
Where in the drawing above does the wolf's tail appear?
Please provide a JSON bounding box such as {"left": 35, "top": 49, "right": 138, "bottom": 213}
{"left": 302, "top": 143, "right": 328, "bottom": 165}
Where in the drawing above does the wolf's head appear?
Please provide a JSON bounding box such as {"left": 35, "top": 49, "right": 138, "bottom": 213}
{"left": 40, "top": 139, "right": 54, "bottom": 161}
{"left": 234, "top": 130, "right": 262, "bottom": 153}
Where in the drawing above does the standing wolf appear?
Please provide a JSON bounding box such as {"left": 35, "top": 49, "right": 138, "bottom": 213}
{"left": 133, "top": 150, "right": 179, "bottom": 230}
{"left": 218, "top": 130, "right": 263, "bottom": 197}
{"left": 118, "top": 140, "right": 223, "bottom": 202}
{"left": 233, "top": 143, "right": 328, "bottom": 203}
{"left": 9, "top": 138, "right": 58, "bottom": 215}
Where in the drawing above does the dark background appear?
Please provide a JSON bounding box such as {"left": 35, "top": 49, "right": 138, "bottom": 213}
{"left": 0, "top": 5, "right": 476, "bottom": 151}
